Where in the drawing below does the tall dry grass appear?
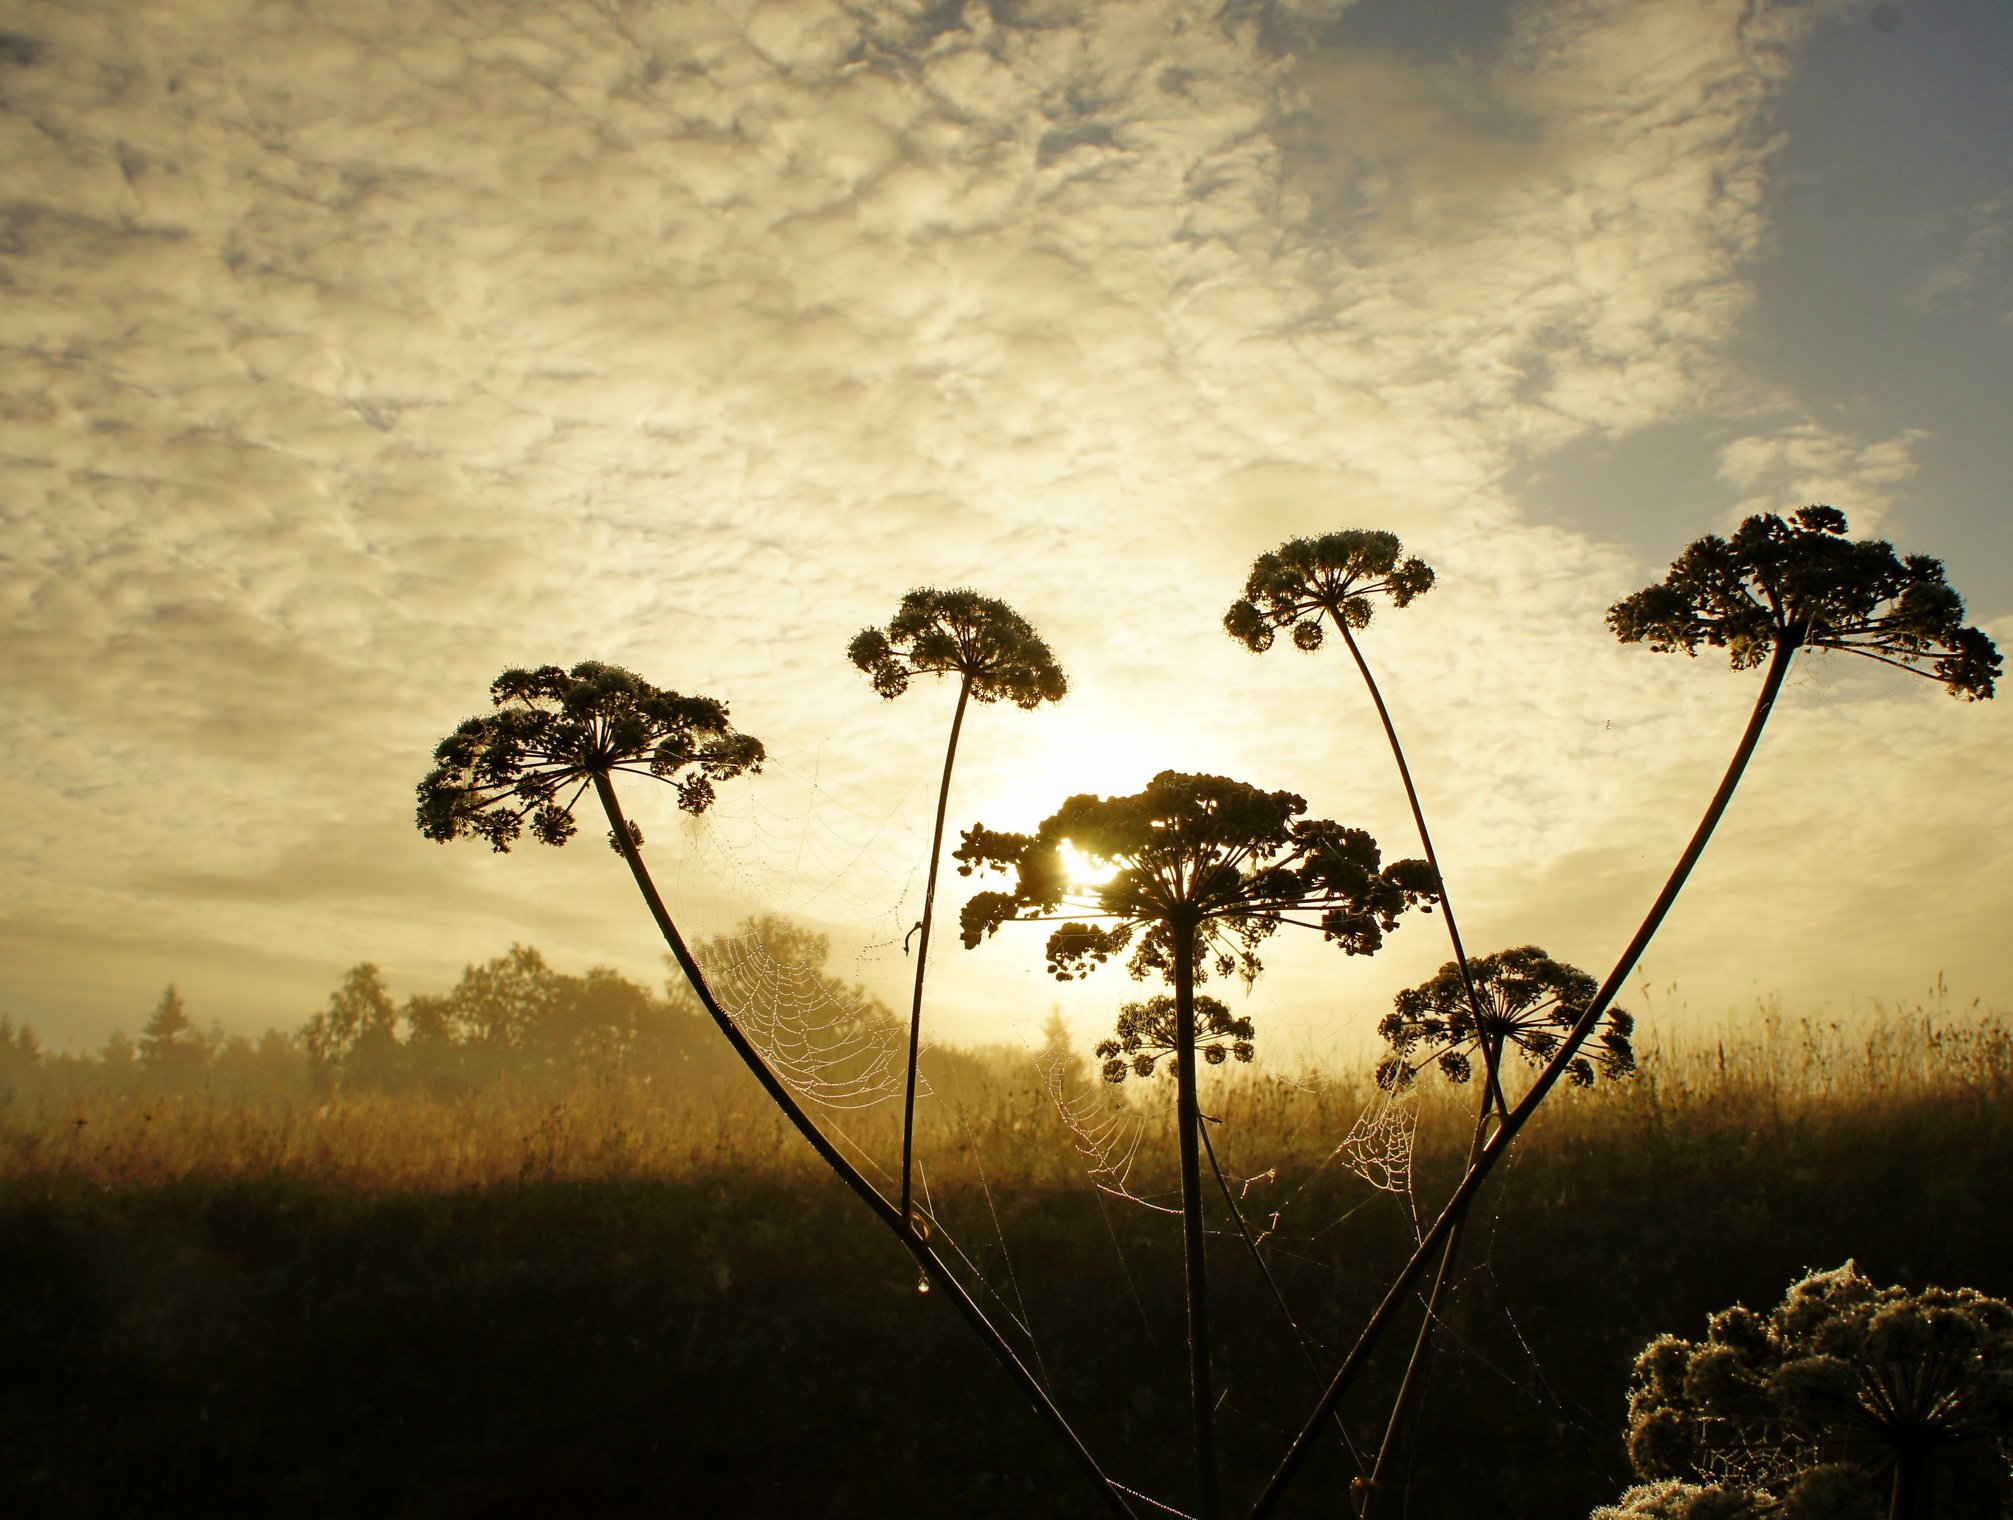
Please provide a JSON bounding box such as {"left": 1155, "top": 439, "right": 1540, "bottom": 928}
{"left": 8, "top": 1004, "right": 2005, "bottom": 1195}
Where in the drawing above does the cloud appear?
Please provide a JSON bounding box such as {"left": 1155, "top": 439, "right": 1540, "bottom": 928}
{"left": 0, "top": 0, "right": 2002, "bottom": 1052}
{"left": 1906, "top": 194, "right": 2013, "bottom": 323}
{"left": 1717, "top": 420, "right": 1930, "bottom": 530}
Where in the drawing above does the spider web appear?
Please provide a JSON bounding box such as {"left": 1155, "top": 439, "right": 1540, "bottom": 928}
{"left": 1693, "top": 1419, "right": 1818, "bottom": 1495}
{"left": 1033, "top": 1047, "right": 1153, "bottom": 1200}
{"left": 642, "top": 745, "right": 936, "bottom": 1115}
{"left": 699, "top": 930, "right": 921, "bottom": 1111}
{"left": 1336, "top": 1082, "right": 1419, "bottom": 1205}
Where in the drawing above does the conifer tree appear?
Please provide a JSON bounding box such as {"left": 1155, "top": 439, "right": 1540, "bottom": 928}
{"left": 139, "top": 984, "right": 204, "bottom": 1077}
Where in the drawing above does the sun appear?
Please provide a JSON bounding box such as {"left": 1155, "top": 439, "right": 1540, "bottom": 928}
{"left": 1057, "top": 839, "right": 1117, "bottom": 890}
{"left": 953, "top": 700, "right": 1168, "bottom": 841}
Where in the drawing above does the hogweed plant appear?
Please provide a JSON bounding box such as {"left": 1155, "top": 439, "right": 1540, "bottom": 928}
{"left": 847, "top": 588, "right": 1066, "bottom": 1235}
{"left": 956, "top": 770, "right": 1435, "bottom": 1519}
{"left": 1252, "top": 509, "right": 1998, "bottom": 1516}
{"left": 1375, "top": 945, "right": 1636, "bottom": 1108}
{"left": 1607, "top": 1263, "right": 2013, "bottom": 1520}
{"left": 417, "top": 661, "right": 1132, "bottom": 1518}
{"left": 1224, "top": 531, "right": 1477, "bottom": 1007}
{"left": 1226, "top": 530, "right": 1504, "bottom": 1516}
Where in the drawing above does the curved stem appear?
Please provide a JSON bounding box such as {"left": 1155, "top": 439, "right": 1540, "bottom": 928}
{"left": 1334, "top": 621, "right": 1489, "bottom": 1026}
{"left": 901, "top": 673, "right": 972, "bottom": 1230}
{"left": 591, "top": 775, "right": 1136, "bottom": 1520}
{"left": 1332, "top": 614, "right": 1503, "bottom": 1502}
{"left": 1252, "top": 635, "right": 1800, "bottom": 1518}
{"left": 1174, "top": 925, "right": 1220, "bottom": 1520}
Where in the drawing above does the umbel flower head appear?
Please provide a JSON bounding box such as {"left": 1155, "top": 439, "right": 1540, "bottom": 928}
{"left": 1097, "top": 993, "right": 1254, "bottom": 1083}
{"left": 1607, "top": 505, "right": 2000, "bottom": 699}
{"left": 1376, "top": 946, "right": 1635, "bottom": 1092}
{"left": 416, "top": 662, "right": 765, "bottom": 852}
{"left": 1621, "top": 1263, "right": 2013, "bottom": 1520}
{"left": 1224, "top": 529, "right": 1436, "bottom": 653}
{"left": 955, "top": 770, "right": 1437, "bottom": 985}
{"left": 848, "top": 587, "right": 1067, "bottom": 706}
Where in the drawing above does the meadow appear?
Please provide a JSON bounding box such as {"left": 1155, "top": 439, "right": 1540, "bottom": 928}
{"left": 3, "top": 1003, "right": 2008, "bottom": 1517}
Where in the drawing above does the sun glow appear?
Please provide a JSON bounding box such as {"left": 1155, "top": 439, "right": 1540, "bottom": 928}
{"left": 1058, "top": 839, "right": 1118, "bottom": 890}
{"left": 954, "top": 699, "right": 1178, "bottom": 841}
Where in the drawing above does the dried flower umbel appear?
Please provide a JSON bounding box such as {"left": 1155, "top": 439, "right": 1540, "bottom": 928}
{"left": 847, "top": 587, "right": 1067, "bottom": 707}
{"left": 416, "top": 661, "right": 764, "bottom": 851}
{"left": 1377, "top": 946, "right": 1635, "bottom": 1098}
{"left": 1097, "top": 993, "right": 1253, "bottom": 1083}
{"left": 1616, "top": 1263, "right": 2013, "bottom": 1520}
{"left": 1223, "top": 529, "right": 1435, "bottom": 654}
{"left": 957, "top": 770, "right": 1435, "bottom": 983}
{"left": 1607, "top": 504, "right": 1999, "bottom": 698}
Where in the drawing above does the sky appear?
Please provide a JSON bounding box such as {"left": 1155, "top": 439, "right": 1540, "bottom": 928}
{"left": 2, "top": 0, "right": 2009, "bottom": 1065}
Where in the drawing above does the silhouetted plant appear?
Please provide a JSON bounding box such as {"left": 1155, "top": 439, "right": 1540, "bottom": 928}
{"left": 418, "top": 660, "right": 1130, "bottom": 1517}
{"left": 1228, "top": 530, "right": 1497, "bottom": 1516}
{"left": 416, "top": 662, "right": 764, "bottom": 852}
{"left": 1608, "top": 505, "right": 1999, "bottom": 698}
{"left": 1615, "top": 1263, "right": 2013, "bottom": 1520}
{"left": 958, "top": 769, "right": 1433, "bottom": 1519}
{"left": 1096, "top": 993, "right": 1253, "bottom": 1083}
{"left": 848, "top": 587, "right": 1065, "bottom": 1234}
{"left": 1254, "top": 508, "right": 1999, "bottom": 1517}
{"left": 1347, "top": 948, "right": 1636, "bottom": 1508}
{"left": 1223, "top": 530, "right": 1434, "bottom": 654}
{"left": 957, "top": 771, "right": 1434, "bottom": 982}
{"left": 1376, "top": 946, "right": 1635, "bottom": 1097}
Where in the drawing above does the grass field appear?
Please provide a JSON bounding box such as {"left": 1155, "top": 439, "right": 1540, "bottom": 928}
{"left": 3, "top": 1008, "right": 2009, "bottom": 1517}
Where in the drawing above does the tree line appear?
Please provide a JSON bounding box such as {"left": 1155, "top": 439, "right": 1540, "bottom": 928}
{"left": 0, "top": 916, "right": 1050, "bottom": 1110}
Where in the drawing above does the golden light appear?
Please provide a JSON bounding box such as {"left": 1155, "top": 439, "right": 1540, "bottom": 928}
{"left": 1057, "top": 839, "right": 1118, "bottom": 890}
{"left": 956, "top": 699, "right": 1182, "bottom": 840}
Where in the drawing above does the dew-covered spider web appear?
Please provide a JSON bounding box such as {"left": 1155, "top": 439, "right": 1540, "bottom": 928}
{"left": 1034, "top": 1045, "right": 1152, "bottom": 1200}
{"left": 1337, "top": 1083, "right": 1420, "bottom": 1214}
{"left": 696, "top": 931, "right": 920, "bottom": 1110}
{"left": 642, "top": 745, "right": 932, "bottom": 1115}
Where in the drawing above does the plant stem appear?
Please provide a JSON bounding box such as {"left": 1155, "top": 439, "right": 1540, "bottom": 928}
{"left": 1357, "top": 1095, "right": 1492, "bottom": 1518}
{"left": 901, "top": 672, "right": 971, "bottom": 1233}
{"left": 1334, "top": 622, "right": 1491, "bottom": 1065}
{"left": 1334, "top": 614, "right": 1504, "bottom": 1498}
{"left": 1200, "top": 1120, "right": 1363, "bottom": 1476}
{"left": 1174, "top": 924, "right": 1221, "bottom": 1520}
{"left": 1889, "top": 1444, "right": 1921, "bottom": 1520}
{"left": 1250, "top": 635, "right": 1800, "bottom": 1519}
{"left": 592, "top": 774, "right": 1137, "bottom": 1520}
